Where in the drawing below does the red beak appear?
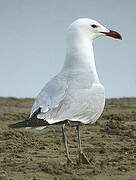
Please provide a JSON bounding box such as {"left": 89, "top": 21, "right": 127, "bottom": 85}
{"left": 102, "top": 30, "right": 122, "bottom": 40}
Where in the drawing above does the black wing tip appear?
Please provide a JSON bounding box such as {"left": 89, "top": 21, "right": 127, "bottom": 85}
{"left": 8, "top": 108, "right": 42, "bottom": 129}
{"left": 8, "top": 124, "right": 21, "bottom": 128}
{"left": 8, "top": 118, "right": 48, "bottom": 129}
{"left": 8, "top": 120, "right": 29, "bottom": 128}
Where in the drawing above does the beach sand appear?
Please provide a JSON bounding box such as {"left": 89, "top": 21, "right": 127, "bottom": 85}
{"left": 0, "top": 97, "right": 136, "bottom": 180}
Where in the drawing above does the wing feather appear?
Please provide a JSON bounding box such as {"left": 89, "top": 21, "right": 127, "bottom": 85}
{"left": 30, "top": 74, "right": 68, "bottom": 118}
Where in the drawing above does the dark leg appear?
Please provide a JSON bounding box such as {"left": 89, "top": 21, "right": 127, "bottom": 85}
{"left": 77, "top": 123, "right": 90, "bottom": 165}
{"left": 62, "top": 124, "right": 72, "bottom": 163}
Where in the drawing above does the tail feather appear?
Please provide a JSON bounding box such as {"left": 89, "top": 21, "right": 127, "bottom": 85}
{"left": 25, "top": 126, "right": 46, "bottom": 130}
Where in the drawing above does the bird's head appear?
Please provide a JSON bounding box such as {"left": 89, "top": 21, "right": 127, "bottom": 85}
{"left": 68, "top": 18, "right": 122, "bottom": 41}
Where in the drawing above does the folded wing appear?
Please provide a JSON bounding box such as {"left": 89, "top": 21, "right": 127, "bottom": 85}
{"left": 30, "top": 74, "right": 68, "bottom": 119}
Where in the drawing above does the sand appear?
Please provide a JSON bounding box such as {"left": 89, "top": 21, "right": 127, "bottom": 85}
{"left": 0, "top": 97, "right": 136, "bottom": 180}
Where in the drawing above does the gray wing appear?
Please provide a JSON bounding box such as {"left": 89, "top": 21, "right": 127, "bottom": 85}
{"left": 30, "top": 74, "right": 68, "bottom": 118}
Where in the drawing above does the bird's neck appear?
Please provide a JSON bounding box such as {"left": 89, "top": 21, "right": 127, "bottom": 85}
{"left": 62, "top": 32, "right": 99, "bottom": 83}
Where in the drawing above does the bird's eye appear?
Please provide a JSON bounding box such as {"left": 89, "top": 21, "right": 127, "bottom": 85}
{"left": 91, "top": 24, "right": 97, "bottom": 28}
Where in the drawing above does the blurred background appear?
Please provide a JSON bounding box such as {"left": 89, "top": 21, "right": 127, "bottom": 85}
{"left": 0, "top": 0, "right": 135, "bottom": 98}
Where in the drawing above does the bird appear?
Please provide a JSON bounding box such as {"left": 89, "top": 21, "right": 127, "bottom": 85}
{"left": 9, "top": 18, "right": 122, "bottom": 165}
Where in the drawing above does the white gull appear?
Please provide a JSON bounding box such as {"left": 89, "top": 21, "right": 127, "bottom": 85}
{"left": 9, "top": 18, "right": 122, "bottom": 164}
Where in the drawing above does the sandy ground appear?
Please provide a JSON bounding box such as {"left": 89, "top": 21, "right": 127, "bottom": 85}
{"left": 0, "top": 97, "right": 136, "bottom": 180}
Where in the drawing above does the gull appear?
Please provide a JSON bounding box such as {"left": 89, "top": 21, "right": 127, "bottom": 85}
{"left": 9, "top": 18, "right": 122, "bottom": 164}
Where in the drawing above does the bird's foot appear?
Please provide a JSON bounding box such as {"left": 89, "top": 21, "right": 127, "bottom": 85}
{"left": 67, "top": 157, "right": 73, "bottom": 164}
{"left": 77, "top": 151, "right": 90, "bottom": 165}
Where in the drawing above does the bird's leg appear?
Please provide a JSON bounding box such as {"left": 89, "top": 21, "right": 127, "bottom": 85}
{"left": 77, "top": 123, "right": 90, "bottom": 165}
{"left": 62, "top": 124, "right": 72, "bottom": 164}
